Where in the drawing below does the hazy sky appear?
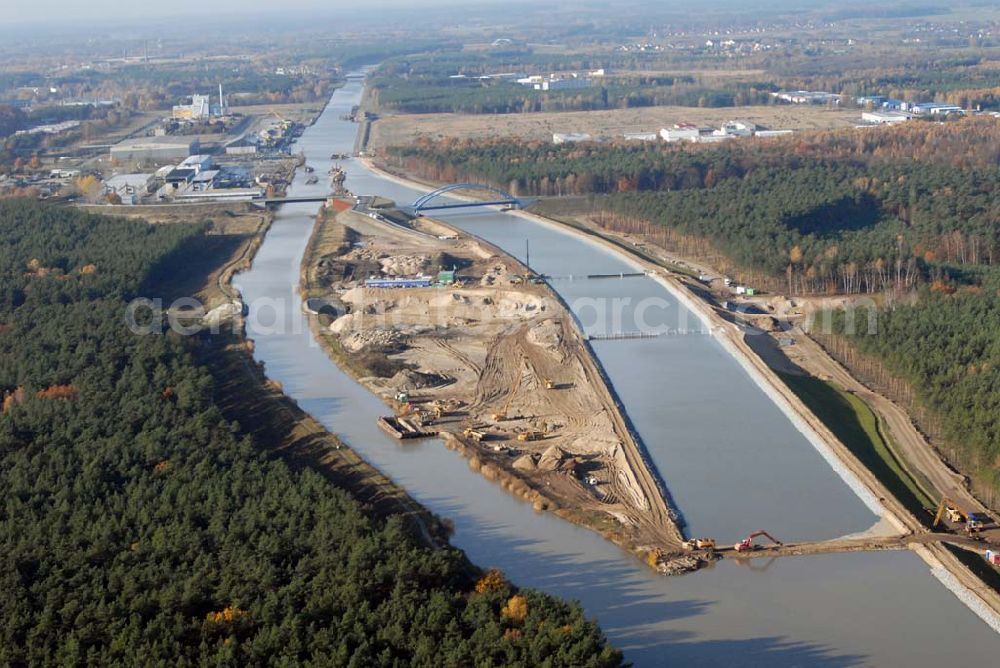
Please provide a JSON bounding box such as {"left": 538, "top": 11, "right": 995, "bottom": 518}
{"left": 6, "top": 0, "right": 468, "bottom": 26}
{"left": 4, "top": 0, "right": 884, "bottom": 30}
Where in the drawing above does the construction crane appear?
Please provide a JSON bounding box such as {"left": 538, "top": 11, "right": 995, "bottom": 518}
{"left": 933, "top": 497, "right": 986, "bottom": 535}
{"left": 543, "top": 378, "right": 556, "bottom": 390}
{"left": 734, "top": 530, "right": 782, "bottom": 553}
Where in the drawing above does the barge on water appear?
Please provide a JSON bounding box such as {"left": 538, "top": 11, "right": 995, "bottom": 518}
{"left": 378, "top": 415, "right": 436, "bottom": 440}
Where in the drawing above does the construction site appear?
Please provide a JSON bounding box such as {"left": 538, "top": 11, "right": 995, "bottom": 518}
{"left": 300, "top": 200, "right": 686, "bottom": 559}
{"left": 299, "top": 194, "right": 1000, "bottom": 584}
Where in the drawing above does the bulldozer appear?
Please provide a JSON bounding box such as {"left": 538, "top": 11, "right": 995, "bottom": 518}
{"left": 516, "top": 430, "right": 544, "bottom": 442}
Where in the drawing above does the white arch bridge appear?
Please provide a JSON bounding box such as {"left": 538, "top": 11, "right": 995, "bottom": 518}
{"left": 407, "top": 183, "right": 526, "bottom": 213}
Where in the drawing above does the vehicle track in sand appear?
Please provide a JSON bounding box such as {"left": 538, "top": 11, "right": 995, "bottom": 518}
{"left": 474, "top": 331, "right": 523, "bottom": 412}
{"left": 433, "top": 337, "right": 483, "bottom": 376}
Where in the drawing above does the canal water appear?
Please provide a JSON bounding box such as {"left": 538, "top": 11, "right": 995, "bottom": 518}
{"left": 233, "top": 76, "right": 1000, "bottom": 666}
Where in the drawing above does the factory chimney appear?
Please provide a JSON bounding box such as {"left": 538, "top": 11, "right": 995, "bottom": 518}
{"left": 218, "top": 83, "right": 225, "bottom": 116}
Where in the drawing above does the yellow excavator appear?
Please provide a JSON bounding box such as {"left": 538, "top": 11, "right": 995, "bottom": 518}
{"left": 933, "top": 497, "right": 986, "bottom": 536}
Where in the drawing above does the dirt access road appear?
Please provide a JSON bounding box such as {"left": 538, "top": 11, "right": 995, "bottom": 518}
{"left": 301, "top": 205, "right": 684, "bottom": 559}
{"left": 781, "top": 327, "right": 998, "bottom": 530}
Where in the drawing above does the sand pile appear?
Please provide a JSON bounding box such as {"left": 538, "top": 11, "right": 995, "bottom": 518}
{"left": 495, "top": 294, "right": 547, "bottom": 318}
{"left": 380, "top": 254, "right": 430, "bottom": 276}
{"left": 479, "top": 263, "right": 510, "bottom": 286}
{"left": 338, "top": 327, "right": 403, "bottom": 352}
{"left": 389, "top": 369, "right": 448, "bottom": 390}
{"left": 537, "top": 444, "right": 570, "bottom": 472}
{"left": 527, "top": 319, "right": 562, "bottom": 350}
{"left": 513, "top": 454, "right": 537, "bottom": 471}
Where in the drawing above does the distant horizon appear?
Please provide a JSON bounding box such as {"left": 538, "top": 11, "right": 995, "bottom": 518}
{"left": 3, "top": 0, "right": 953, "bottom": 34}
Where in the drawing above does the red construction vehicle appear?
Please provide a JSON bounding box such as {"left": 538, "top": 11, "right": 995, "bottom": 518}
{"left": 734, "top": 530, "right": 783, "bottom": 553}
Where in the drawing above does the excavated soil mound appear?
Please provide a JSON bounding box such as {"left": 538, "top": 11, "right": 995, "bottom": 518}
{"left": 513, "top": 454, "right": 538, "bottom": 471}
{"left": 389, "top": 369, "right": 449, "bottom": 389}
{"left": 537, "top": 444, "right": 568, "bottom": 472}
{"left": 527, "top": 319, "right": 562, "bottom": 351}
{"left": 380, "top": 254, "right": 430, "bottom": 276}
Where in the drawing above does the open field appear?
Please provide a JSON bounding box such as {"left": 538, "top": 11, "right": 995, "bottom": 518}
{"left": 301, "top": 206, "right": 687, "bottom": 563}
{"left": 368, "top": 105, "right": 860, "bottom": 149}
{"left": 233, "top": 101, "right": 328, "bottom": 125}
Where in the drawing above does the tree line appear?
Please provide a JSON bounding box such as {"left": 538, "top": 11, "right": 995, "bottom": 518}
{"left": 370, "top": 75, "right": 779, "bottom": 115}
{"left": 827, "top": 276, "right": 1000, "bottom": 505}
{"left": 0, "top": 201, "right": 623, "bottom": 666}
{"left": 387, "top": 119, "right": 1000, "bottom": 294}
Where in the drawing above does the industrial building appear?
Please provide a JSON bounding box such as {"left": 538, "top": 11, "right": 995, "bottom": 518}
{"left": 856, "top": 95, "right": 887, "bottom": 107}
{"left": 110, "top": 137, "right": 199, "bottom": 163}
{"left": 165, "top": 169, "right": 196, "bottom": 188}
{"left": 540, "top": 77, "right": 592, "bottom": 91}
{"left": 172, "top": 94, "right": 211, "bottom": 120}
{"left": 190, "top": 170, "right": 220, "bottom": 191}
{"left": 517, "top": 74, "right": 592, "bottom": 91}
{"left": 623, "top": 131, "right": 658, "bottom": 142}
{"left": 697, "top": 134, "right": 733, "bottom": 143}
{"left": 174, "top": 188, "right": 262, "bottom": 202}
{"left": 365, "top": 276, "right": 434, "bottom": 289}
{"left": 103, "top": 173, "right": 154, "bottom": 205}
{"left": 754, "top": 129, "right": 794, "bottom": 138}
{"left": 660, "top": 125, "right": 700, "bottom": 142}
{"left": 163, "top": 156, "right": 215, "bottom": 189}
{"left": 552, "top": 132, "right": 592, "bottom": 144}
{"left": 910, "top": 103, "right": 964, "bottom": 116}
{"left": 862, "top": 111, "right": 913, "bottom": 125}
{"left": 225, "top": 137, "right": 258, "bottom": 155}
{"left": 172, "top": 85, "right": 228, "bottom": 120}
{"left": 178, "top": 154, "right": 214, "bottom": 174}
{"left": 714, "top": 121, "right": 755, "bottom": 137}
{"left": 772, "top": 90, "right": 841, "bottom": 105}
